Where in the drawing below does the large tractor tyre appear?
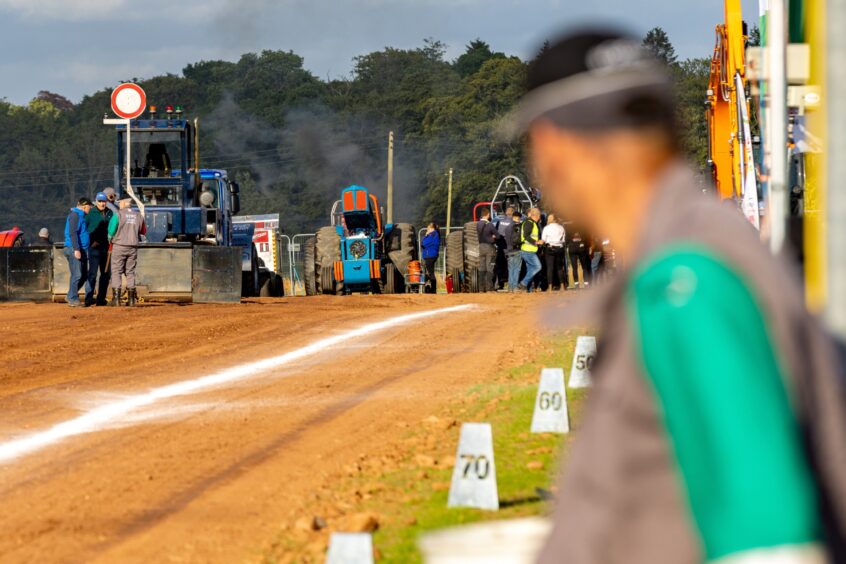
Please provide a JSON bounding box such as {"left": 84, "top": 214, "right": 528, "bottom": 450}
{"left": 314, "top": 226, "right": 342, "bottom": 295}
{"left": 259, "top": 274, "right": 273, "bottom": 297}
{"left": 467, "top": 267, "right": 481, "bottom": 293}
{"left": 445, "top": 230, "right": 464, "bottom": 293}
{"left": 303, "top": 237, "right": 317, "bottom": 296}
{"left": 321, "top": 266, "right": 335, "bottom": 295}
{"left": 450, "top": 268, "right": 463, "bottom": 294}
{"left": 445, "top": 230, "right": 464, "bottom": 273}
{"left": 241, "top": 245, "right": 260, "bottom": 298}
{"left": 260, "top": 273, "right": 285, "bottom": 297}
{"left": 386, "top": 222, "right": 417, "bottom": 294}
{"left": 462, "top": 221, "right": 480, "bottom": 273}
{"left": 383, "top": 262, "right": 399, "bottom": 294}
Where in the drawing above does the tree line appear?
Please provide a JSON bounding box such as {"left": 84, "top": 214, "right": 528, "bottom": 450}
{"left": 0, "top": 28, "right": 711, "bottom": 239}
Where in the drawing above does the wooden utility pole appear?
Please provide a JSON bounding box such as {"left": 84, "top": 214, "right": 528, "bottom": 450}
{"left": 387, "top": 131, "right": 394, "bottom": 224}
{"left": 446, "top": 167, "right": 454, "bottom": 232}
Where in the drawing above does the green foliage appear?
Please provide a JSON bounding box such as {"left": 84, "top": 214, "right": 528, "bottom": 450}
{"left": 643, "top": 26, "right": 678, "bottom": 66}
{"left": 453, "top": 39, "right": 506, "bottom": 78}
{"left": 1, "top": 31, "right": 710, "bottom": 241}
{"left": 748, "top": 24, "right": 762, "bottom": 47}
{"left": 421, "top": 57, "right": 527, "bottom": 223}
{"left": 674, "top": 58, "right": 711, "bottom": 166}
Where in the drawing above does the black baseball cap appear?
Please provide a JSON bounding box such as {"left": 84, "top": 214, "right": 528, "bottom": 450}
{"left": 77, "top": 197, "right": 93, "bottom": 206}
{"left": 503, "top": 28, "right": 675, "bottom": 137}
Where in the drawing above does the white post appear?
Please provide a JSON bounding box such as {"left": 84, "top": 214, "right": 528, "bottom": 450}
{"left": 103, "top": 118, "right": 145, "bottom": 216}
{"left": 827, "top": 0, "right": 846, "bottom": 337}
{"left": 766, "top": 0, "right": 787, "bottom": 253}
{"left": 124, "top": 119, "right": 145, "bottom": 216}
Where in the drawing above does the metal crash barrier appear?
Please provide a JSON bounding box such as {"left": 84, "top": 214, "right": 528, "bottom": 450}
{"left": 0, "top": 244, "right": 241, "bottom": 304}
{"left": 191, "top": 246, "right": 241, "bottom": 303}
{"left": 0, "top": 247, "right": 53, "bottom": 301}
{"left": 132, "top": 244, "right": 241, "bottom": 303}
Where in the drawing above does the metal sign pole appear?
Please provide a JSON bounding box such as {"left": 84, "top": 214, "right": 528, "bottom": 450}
{"left": 766, "top": 0, "right": 788, "bottom": 252}
{"left": 103, "top": 117, "right": 145, "bottom": 216}
{"left": 124, "top": 119, "right": 145, "bottom": 216}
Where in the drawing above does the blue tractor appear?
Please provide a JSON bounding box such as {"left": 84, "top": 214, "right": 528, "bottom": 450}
{"left": 0, "top": 106, "right": 266, "bottom": 303}
{"left": 303, "top": 185, "right": 417, "bottom": 295}
{"left": 108, "top": 107, "right": 266, "bottom": 301}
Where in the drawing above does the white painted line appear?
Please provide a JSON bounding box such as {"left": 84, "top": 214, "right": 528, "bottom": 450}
{"left": 0, "top": 304, "right": 475, "bottom": 465}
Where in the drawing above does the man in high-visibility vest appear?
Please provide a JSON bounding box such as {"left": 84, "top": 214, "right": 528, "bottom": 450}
{"left": 506, "top": 29, "right": 846, "bottom": 563}
{"left": 517, "top": 207, "right": 544, "bottom": 292}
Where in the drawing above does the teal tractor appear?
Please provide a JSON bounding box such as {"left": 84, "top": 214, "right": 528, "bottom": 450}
{"left": 304, "top": 185, "right": 417, "bottom": 295}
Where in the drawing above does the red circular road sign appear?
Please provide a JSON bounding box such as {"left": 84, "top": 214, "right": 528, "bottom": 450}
{"left": 110, "top": 83, "right": 147, "bottom": 119}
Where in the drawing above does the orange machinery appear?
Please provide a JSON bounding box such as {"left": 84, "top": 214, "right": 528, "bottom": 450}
{"left": 706, "top": 0, "right": 752, "bottom": 201}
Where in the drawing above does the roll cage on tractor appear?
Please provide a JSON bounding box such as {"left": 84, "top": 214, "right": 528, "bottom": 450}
{"left": 471, "top": 175, "right": 539, "bottom": 222}
{"left": 446, "top": 175, "right": 541, "bottom": 293}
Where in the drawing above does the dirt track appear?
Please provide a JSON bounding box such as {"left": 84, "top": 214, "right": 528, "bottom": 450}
{"left": 0, "top": 293, "right": 561, "bottom": 563}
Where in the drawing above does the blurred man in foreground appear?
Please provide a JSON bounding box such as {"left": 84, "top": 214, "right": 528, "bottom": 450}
{"left": 508, "top": 30, "right": 846, "bottom": 563}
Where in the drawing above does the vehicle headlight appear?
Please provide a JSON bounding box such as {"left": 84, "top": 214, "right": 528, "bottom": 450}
{"left": 350, "top": 240, "right": 367, "bottom": 259}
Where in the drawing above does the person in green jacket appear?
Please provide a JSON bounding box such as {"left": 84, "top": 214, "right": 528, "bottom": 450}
{"left": 507, "top": 29, "right": 846, "bottom": 563}
{"left": 85, "top": 192, "right": 113, "bottom": 306}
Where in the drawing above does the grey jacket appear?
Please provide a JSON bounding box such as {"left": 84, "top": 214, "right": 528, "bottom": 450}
{"left": 111, "top": 208, "right": 146, "bottom": 247}
{"left": 539, "top": 163, "right": 846, "bottom": 563}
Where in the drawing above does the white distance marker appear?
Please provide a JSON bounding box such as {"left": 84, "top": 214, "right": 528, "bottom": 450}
{"left": 568, "top": 336, "right": 597, "bottom": 388}
{"left": 530, "top": 368, "right": 569, "bottom": 434}
{"left": 447, "top": 422, "right": 499, "bottom": 511}
{"left": 326, "top": 532, "right": 374, "bottom": 564}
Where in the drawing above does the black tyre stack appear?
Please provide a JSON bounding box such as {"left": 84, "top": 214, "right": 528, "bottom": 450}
{"left": 314, "top": 226, "right": 342, "bottom": 295}
{"left": 303, "top": 237, "right": 317, "bottom": 296}
{"left": 445, "top": 230, "right": 464, "bottom": 293}
{"left": 462, "top": 221, "right": 481, "bottom": 293}
{"left": 385, "top": 223, "right": 418, "bottom": 294}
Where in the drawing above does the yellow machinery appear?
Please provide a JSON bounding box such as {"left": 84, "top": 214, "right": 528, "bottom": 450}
{"left": 706, "top": 0, "right": 751, "bottom": 201}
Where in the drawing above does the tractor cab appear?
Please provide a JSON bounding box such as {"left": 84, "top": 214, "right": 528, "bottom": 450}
{"left": 113, "top": 108, "right": 240, "bottom": 246}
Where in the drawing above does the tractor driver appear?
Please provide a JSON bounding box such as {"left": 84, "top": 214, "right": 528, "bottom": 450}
{"left": 143, "top": 143, "right": 172, "bottom": 178}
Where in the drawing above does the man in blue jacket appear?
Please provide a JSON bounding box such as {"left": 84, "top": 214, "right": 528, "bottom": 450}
{"left": 63, "top": 197, "right": 92, "bottom": 307}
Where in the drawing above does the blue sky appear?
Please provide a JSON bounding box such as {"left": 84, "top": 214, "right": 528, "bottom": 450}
{"left": 0, "top": 0, "right": 759, "bottom": 105}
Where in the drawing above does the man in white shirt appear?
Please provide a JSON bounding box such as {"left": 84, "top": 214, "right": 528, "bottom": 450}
{"left": 541, "top": 214, "right": 567, "bottom": 291}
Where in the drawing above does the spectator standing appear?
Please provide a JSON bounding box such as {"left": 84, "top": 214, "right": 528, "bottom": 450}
{"left": 494, "top": 206, "right": 515, "bottom": 289}
{"left": 567, "top": 230, "right": 591, "bottom": 288}
{"left": 590, "top": 235, "right": 605, "bottom": 282}
{"left": 421, "top": 222, "right": 440, "bottom": 294}
{"left": 85, "top": 192, "right": 114, "bottom": 306}
{"left": 63, "top": 197, "right": 92, "bottom": 307}
{"left": 541, "top": 214, "right": 567, "bottom": 291}
{"left": 108, "top": 196, "right": 147, "bottom": 307}
{"left": 505, "top": 211, "right": 523, "bottom": 291}
{"left": 518, "top": 208, "right": 544, "bottom": 292}
{"left": 476, "top": 209, "right": 499, "bottom": 292}
{"left": 103, "top": 187, "right": 119, "bottom": 213}
{"left": 30, "top": 228, "right": 52, "bottom": 247}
